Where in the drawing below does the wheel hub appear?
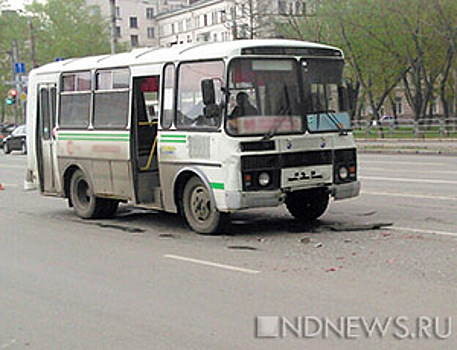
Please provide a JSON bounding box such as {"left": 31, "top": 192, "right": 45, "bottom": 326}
{"left": 191, "top": 188, "right": 211, "bottom": 221}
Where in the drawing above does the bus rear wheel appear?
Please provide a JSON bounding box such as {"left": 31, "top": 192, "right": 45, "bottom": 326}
{"left": 182, "top": 177, "right": 227, "bottom": 234}
{"left": 285, "top": 188, "right": 329, "bottom": 223}
{"left": 70, "top": 169, "right": 117, "bottom": 219}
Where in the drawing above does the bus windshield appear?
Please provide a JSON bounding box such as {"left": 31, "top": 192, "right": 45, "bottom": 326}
{"left": 301, "top": 59, "right": 351, "bottom": 133}
{"left": 226, "top": 58, "right": 303, "bottom": 136}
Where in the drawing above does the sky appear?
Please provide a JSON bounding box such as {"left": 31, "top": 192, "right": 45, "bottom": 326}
{"left": 4, "top": 0, "right": 37, "bottom": 11}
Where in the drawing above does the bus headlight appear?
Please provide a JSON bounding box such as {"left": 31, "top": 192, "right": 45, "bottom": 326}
{"left": 338, "top": 166, "right": 349, "bottom": 181}
{"left": 258, "top": 172, "right": 271, "bottom": 187}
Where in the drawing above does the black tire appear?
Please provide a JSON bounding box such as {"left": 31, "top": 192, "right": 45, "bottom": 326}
{"left": 182, "top": 177, "right": 227, "bottom": 234}
{"left": 3, "top": 142, "right": 10, "bottom": 154}
{"left": 99, "top": 200, "right": 119, "bottom": 218}
{"left": 70, "top": 169, "right": 108, "bottom": 219}
{"left": 285, "top": 188, "right": 329, "bottom": 223}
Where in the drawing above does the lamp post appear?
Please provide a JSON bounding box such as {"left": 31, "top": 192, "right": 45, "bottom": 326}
{"left": 109, "top": 0, "right": 118, "bottom": 54}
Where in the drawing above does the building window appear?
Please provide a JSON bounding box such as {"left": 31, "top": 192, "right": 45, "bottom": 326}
{"left": 115, "top": 6, "right": 120, "bottom": 17}
{"left": 131, "top": 35, "right": 139, "bottom": 47}
{"left": 146, "top": 7, "right": 154, "bottom": 19}
{"left": 213, "top": 33, "right": 218, "bottom": 42}
{"left": 130, "top": 16, "right": 138, "bottom": 28}
{"left": 394, "top": 97, "right": 403, "bottom": 115}
{"left": 116, "top": 26, "right": 121, "bottom": 38}
{"left": 147, "top": 27, "right": 155, "bottom": 38}
{"left": 279, "top": 1, "right": 287, "bottom": 14}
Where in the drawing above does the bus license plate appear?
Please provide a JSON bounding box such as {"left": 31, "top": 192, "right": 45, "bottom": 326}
{"left": 281, "top": 165, "right": 332, "bottom": 187}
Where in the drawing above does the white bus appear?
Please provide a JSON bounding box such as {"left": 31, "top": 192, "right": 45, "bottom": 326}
{"left": 26, "top": 39, "right": 360, "bottom": 234}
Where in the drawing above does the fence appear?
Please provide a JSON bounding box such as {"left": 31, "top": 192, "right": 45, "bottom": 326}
{"left": 352, "top": 118, "right": 457, "bottom": 139}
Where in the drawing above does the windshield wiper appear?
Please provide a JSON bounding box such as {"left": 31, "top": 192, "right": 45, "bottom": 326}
{"left": 262, "top": 85, "right": 293, "bottom": 140}
{"left": 311, "top": 109, "right": 348, "bottom": 135}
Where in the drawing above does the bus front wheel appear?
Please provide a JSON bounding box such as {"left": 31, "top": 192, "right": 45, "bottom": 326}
{"left": 70, "top": 169, "right": 118, "bottom": 219}
{"left": 182, "top": 177, "right": 227, "bottom": 234}
{"left": 285, "top": 188, "right": 329, "bottom": 223}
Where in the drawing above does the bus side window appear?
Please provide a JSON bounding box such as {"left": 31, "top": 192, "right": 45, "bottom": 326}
{"left": 161, "top": 64, "right": 175, "bottom": 129}
{"left": 94, "top": 68, "right": 130, "bottom": 129}
{"left": 176, "top": 60, "right": 224, "bottom": 129}
{"left": 60, "top": 71, "right": 91, "bottom": 129}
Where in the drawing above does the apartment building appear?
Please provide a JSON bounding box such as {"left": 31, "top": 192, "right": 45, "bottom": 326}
{"left": 86, "top": 0, "right": 310, "bottom": 49}
{"left": 86, "top": 0, "right": 192, "bottom": 48}
{"left": 157, "top": 0, "right": 310, "bottom": 47}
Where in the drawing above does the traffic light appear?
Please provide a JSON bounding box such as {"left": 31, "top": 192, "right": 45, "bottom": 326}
{"left": 5, "top": 89, "right": 18, "bottom": 105}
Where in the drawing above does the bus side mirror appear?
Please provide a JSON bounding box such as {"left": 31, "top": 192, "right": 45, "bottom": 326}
{"left": 201, "top": 79, "right": 215, "bottom": 105}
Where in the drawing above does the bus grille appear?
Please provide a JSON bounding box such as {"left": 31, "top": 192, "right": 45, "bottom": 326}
{"left": 241, "top": 150, "right": 333, "bottom": 171}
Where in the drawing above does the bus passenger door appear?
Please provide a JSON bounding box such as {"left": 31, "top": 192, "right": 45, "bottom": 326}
{"left": 36, "top": 84, "right": 58, "bottom": 194}
{"left": 132, "top": 76, "right": 161, "bottom": 205}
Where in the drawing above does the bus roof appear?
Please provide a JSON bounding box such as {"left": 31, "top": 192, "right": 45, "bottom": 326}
{"left": 30, "top": 39, "right": 343, "bottom": 76}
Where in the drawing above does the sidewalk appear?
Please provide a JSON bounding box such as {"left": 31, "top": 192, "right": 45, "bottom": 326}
{"left": 355, "top": 139, "right": 457, "bottom": 155}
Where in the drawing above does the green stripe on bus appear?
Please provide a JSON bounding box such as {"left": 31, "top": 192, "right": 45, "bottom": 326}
{"left": 159, "top": 139, "right": 187, "bottom": 144}
{"left": 210, "top": 182, "right": 225, "bottom": 190}
{"left": 58, "top": 133, "right": 129, "bottom": 137}
{"left": 58, "top": 137, "right": 129, "bottom": 142}
{"left": 160, "top": 134, "right": 187, "bottom": 138}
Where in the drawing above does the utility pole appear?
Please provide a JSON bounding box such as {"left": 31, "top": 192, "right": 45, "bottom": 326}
{"left": 109, "top": 0, "right": 118, "bottom": 54}
{"left": 12, "top": 39, "right": 19, "bottom": 125}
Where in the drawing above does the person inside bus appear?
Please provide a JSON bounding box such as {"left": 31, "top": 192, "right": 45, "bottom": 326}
{"left": 229, "top": 92, "right": 258, "bottom": 118}
{"left": 227, "top": 92, "right": 258, "bottom": 132}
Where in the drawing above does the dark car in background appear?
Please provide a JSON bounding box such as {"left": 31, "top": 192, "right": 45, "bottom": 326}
{"left": 0, "top": 123, "right": 16, "bottom": 148}
{"left": 3, "top": 124, "right": 27, "bottom": 154}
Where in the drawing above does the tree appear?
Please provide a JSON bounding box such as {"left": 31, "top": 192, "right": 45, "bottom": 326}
{"left": 231, "top": 0, "right": 275, "bottom": 39}
{"left": 25, "top": 0, "right": 111, "bottom": 65}
{"left": 278, "top": 0, "right": 457, "bottom": 126}
{"left": 0, "top": 10, "right": 29, "bottom": 123}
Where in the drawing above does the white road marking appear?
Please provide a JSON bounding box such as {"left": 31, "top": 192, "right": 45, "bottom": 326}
{"left": 164, "top": 254, "right": 260, "bottom": 274}
{"left": 361, "top": 161, "right": 449, "bottom": 167}
{"left": 1, "top": 339, "right": 16, "bottom": 349}
{"left": 360, "top": 176, "right": 457, "bottom": 185}
{"left": 362, "top": 191, "right": 457, "bottom": 201}
{"left": 0, "top": 183, "right": 19, "bottom": 187}
{"left": 361, "top": 167, "right": 457, "bottom": 175}
{"left": 0, "top": 164, "right": 25, "bottom": 169}
{"left": 391, "top": 226, "right": 457, "bottom": 238}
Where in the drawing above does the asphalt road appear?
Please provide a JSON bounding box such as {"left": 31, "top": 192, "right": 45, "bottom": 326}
{"left": 1, "top": 151, "right": 457, "bottom": 349}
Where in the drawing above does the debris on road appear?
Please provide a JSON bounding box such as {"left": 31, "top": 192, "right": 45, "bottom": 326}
{"left": 314, "top": 242, "right": 323, "bottom": 248}
{"left": 159, "top": 233, "right": 175, "bottom": 239}
{"left": 227, "top": 245, "right": 259, "bottom": 251}
{"left": 299, "top": 237, "right": 311, "bottom": 244}
{"left": 326, "top": 222, "right": 393, "bottom": 232}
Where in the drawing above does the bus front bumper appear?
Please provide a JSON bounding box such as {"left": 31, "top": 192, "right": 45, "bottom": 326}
{"left": 223, "top": 181, "right": 360, "bottom": 211}
{"left": 331, "top": 181, "right": 361, "bottom": 200}
{"left": 224, "top": 190, "right": 286, "bottom": 211}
